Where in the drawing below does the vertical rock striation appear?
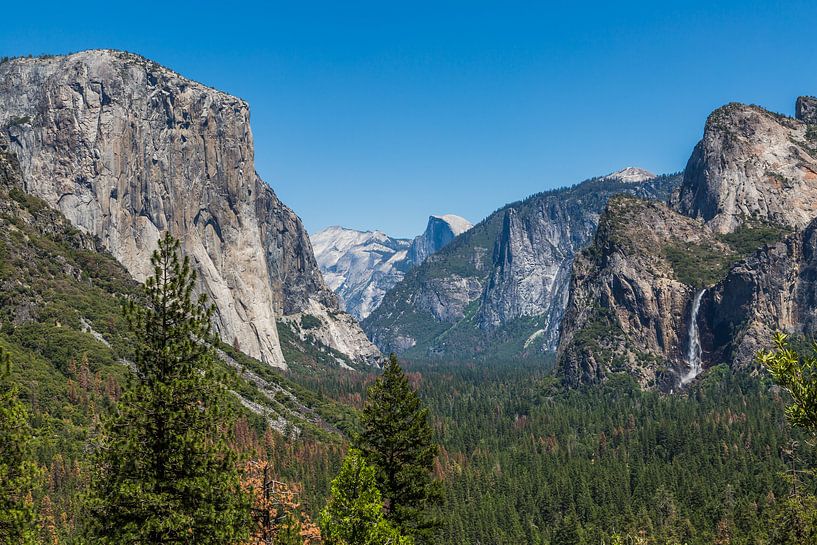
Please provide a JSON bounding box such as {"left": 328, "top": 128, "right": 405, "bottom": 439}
{"left": 558, "top": 97, "right": 817, "bottom": 388}
{"left": 363, "top": 170, "right": 681, "bottom": 359}
{"left": 0, "top": 50, "right": 380, "bottom": 368}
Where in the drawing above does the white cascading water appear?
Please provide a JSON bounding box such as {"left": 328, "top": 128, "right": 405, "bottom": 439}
{"left": 681, "top": 289, "right": 706, "bottom": 386}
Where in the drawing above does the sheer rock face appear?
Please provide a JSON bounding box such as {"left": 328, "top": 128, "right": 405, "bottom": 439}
{"left": 557, "top": 197, "right": 729, "bottom": 389}
{"left": 676, "top": 101, "right": 817, "bottom": 233}
{"left": 559, "top": 97, "right": 817, "bottom": 389}
{"left": 363, "top": 172, "right": 681, "bottom": 359}
{"left": 0, "top": 50, "right": 380, "bottom": 368}
{"left": 476, "top": 202, "right": 588, "bottom": 348}
{"left": 311, "top": 215, "right": 470, "bottom": 321}
{"left": 703, "top": 221, "right": 817, "bottom": 370}
{"left": 311, "top": 226, "right": 411, "bottom": 320}
{"left": 405, "top": 214, "right": 472, "bottom": 265}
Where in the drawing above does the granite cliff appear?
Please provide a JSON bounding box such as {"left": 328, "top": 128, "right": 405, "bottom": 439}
{"left": 363, "top": 169, "right": 681, "bottom": 360}
{"left": 558, "top": 97, "right": 817, "bottom": 388}
{"left": 312, "top": 214, "right": 471, "bottom": 320}
{"left": 0, "top": 50, "right": 380, "bottom": 369}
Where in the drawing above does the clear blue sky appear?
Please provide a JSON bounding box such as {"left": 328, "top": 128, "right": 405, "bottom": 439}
{"left": 3, "top": 1, "right": 817, "bottom": 237}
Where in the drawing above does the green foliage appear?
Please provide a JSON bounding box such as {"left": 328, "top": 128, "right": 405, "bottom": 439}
{"left": 87, "top": 233, "right": 251, "bottom": 544}
{"left": 0, "top": 347, "right": 42, "bottom": 545}
{"left": 664, "top": 223, "right": 788, "bottom": 288}
{"left": 300, "top": 314, "right": 322, "bottom": 330}
{"left": 404, "top": 359, "right": 814, "bottom": 545}
{"left": 758, "top": 332, "right": 817, "bottom": 543}
{"left": 758, "top": 332, "right": 817, "bottom": 432}
{"left": 356, "top": 355, "right": 441, "bottom": 541}
{"left": 767, "top": 494, "right": 817, "bottom": 544}
{"left": 320, "top": 449, "right": 413, "bottom": 545}
{"left": 663, "top": 241, "right": 735, "bottom": 288}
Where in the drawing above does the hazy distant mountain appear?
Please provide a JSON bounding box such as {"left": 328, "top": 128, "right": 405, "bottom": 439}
{"left": 362, "top": 168, "right": 681, "bottom": 361}
{"left": 312, "top": 214, "right": 472, "bottom": 319}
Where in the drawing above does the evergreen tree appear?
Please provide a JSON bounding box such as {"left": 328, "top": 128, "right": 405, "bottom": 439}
{"left": 356, "top": 353, "right": 440, "bottom": 540}
{"left": 0, "top": 347, "right": 41, "bottom": 545}
{"left": 87, "top": 232, "right": 251, "bottom": 544}
{"left": 320, "top": 449, "right": 412, "bottom": 545}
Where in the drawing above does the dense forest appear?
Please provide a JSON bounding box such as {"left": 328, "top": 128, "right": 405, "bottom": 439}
{"left": 291, "top": 358, "right": 817, "bottom": 544}
{"left": 2, "top": 144, "right": 817, "bottom": 543}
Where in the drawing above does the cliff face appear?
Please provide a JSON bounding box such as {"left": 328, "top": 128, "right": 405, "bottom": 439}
{"left": 405, "top": 214, "right": 472, "bottom": 265}
{"left": 558, "top": 97, "right": 817, "bottom": 389}
{"left": 0, "top": 50, "right": 380, "bottom": 368}
{"left": 703, "top": 220, "right": 817, "bottom": 369}
{"left": 676, "top": 101, "right": 817, "bottom": 233}
{"left": 311, "top": 226, "right": 411, "bottom": 320}
{"left": 557, "top": 197, "right": 731, "bottom": 389}
{"left": 363, "top": 170, "right": 681, "bottom": 360}
{"left": 311, "top": 214, "right": 471, "bottom": 320}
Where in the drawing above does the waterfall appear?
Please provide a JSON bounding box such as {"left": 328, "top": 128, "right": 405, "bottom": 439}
{"left": 681, "top": 289, "right": 706, "bottom": 386}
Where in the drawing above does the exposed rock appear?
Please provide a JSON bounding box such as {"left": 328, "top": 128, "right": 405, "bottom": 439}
{"left": 703, "top": 220, "right": 817, "bottom": 369}
{"left": 311, "top": 226, "right": 411, "bottom": 319}
{"left": 676, "top": 102, "right": 817, "bottom": 233}
{"left": 796, "top": 96, "right": 817, "bottom": 124}
{"left": 311, "top": 214, "right": 471, "bottom": 320}
{"left": 0, "top": 50, "right": 380, "bottom": 368}
{"left": 557, "top": 196, "right": 731, "bottom": 389}
{"left": 603, "top": 167, "right": 656, "bottom": 183}
{"left": 406, "top": 214, "right": 472, "bottom": 265}
{"left": 364, "top": 170, "right": 681, "bottom": 359}
{"left": 559, "top": 97, "right": 816, "bottom": 389}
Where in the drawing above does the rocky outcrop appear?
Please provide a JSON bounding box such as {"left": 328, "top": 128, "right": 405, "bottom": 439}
{"left": 363, "top": 171, "right": 681, "bottom": 359}
{"left": 0, "top": 50, "right": 380, "bottom": 368}
{"left": 312, "top": 214, "right": 471, "bottom": 320}
{"left": 676, "top": 101, "right": 817, "bottom": 233}
{"left": 311, "top": 226, "right": 411, "bottom": 319}
{"left": 557, "top": 196, "right": 732, "bottom": 389}
{"left": 558, "top": 97, "right": 817, "bottom": 389}
{"left": 702, "top": 220, "right": 817, "bottom": 369}
{"left": 796, "top": 96, "right": 817, "bottom": 124}
{"left": 406, "top": 214, "right": 472, "bottom": 265}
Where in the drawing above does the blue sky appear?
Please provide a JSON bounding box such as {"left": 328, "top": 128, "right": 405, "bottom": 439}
{"left": 3, "top": 1, "right": 817, "bottom": 237}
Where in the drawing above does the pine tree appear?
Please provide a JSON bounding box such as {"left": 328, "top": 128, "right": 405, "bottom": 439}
{"left": 87, "top": 232, "right": 251, "bottom": 544}
{"left": 356, "top": 353, "right": 440, "bottom": 541}
{"left": 0, "top": 347, "right": 41, "bottom": 545}
{"left": 320, "top": 449, "right": 412, "bottom": 545}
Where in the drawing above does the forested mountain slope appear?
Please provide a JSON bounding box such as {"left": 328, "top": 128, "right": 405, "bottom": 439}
{"left": 0, "top": 138, "right": 353, "bottom": 539}
{"left": 363, "top": 169, "right": 681, "bottom": 361}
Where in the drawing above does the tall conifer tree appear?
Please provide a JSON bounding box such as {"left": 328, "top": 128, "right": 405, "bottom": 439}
{"left": 88, "top": 232, "right": 250, "bottom": 544}
{"left": 0, "top": 347, "right": 41, "bottom": 545}
{"left": 356, "top": 354, "right": 440, "bottom": 541}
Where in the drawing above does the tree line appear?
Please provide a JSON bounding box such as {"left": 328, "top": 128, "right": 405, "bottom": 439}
{"left": 0, "top": 233, "right": 440, "bottom": 545}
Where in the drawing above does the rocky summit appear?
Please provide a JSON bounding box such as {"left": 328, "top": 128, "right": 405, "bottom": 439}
{"left": 558, "top": 97, "right": 817, "bottom": 389}
{"left": 312, "top": 214, "right": 471, "bottom": 320}
{"left": 0, "top": 50, "right": 380, "bottom": 369}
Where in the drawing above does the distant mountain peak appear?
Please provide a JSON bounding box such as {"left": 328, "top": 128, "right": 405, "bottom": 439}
{"left": 430, "top": 214, "right": 473, "bottom": 236}
{"left": 312, "top": 214, "right": 471, "bottom": 319}
{"left": 604, "top": 167, "right": 655, "bottom": 183}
